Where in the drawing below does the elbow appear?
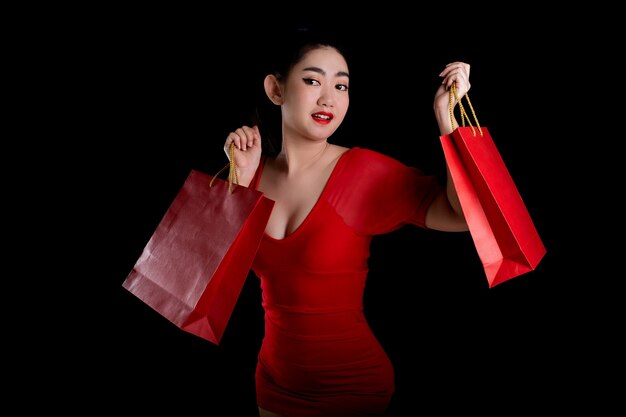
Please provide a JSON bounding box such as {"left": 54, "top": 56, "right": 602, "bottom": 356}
{"left": 424, "top": 192, "right": 470, "bottom": 232}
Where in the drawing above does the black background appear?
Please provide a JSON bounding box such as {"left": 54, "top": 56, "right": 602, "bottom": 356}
{"left": 42, "top": 8, "right": 623, "bottom": 416}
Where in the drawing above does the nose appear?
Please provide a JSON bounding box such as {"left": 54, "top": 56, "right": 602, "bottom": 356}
{"left": 317, "top": 86, "right": 335, "bottom": 107}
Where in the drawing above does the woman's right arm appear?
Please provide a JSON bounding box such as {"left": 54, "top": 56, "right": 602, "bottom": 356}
{"left": 223, "top": 125, "right": 262, "bottom": 187}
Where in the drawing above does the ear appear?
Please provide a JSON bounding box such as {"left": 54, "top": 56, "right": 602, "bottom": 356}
{"left": 264, "top": 74, "right": 283, "bottom": 105}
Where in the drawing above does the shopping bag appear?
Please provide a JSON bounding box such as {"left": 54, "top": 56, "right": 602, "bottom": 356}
{"left": 440, "top": 84, "right": 546, "bottom": 287}
{"left": 122, "top": 149, "right": 274, "bottom": 343}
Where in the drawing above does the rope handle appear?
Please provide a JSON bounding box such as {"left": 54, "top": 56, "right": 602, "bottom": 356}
{"left": 209, "top": 142, "right": 239, "bottom": 193}
{"left": 449, "top": 83, "right": 483, "bottom": 137}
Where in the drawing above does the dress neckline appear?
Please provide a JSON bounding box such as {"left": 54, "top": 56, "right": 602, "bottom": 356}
{"left": 255, "top": 147, "right": 354, "bottom": 242}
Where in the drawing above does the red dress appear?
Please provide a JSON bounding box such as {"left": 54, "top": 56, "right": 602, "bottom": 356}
{"left": 251, "top": 147, "right": 441, "bottom": 417}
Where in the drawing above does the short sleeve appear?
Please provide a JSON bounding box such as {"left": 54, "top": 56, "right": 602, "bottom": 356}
{"left": 326, "top": 148, "right": 442, "bottom": 235}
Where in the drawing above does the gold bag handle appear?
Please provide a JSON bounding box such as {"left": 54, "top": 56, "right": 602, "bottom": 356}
{"left": 209, "top": 142, "right": 239, "bottom": 193}
{"left": 449, "top": 83, "right": 483, "bottom": 137}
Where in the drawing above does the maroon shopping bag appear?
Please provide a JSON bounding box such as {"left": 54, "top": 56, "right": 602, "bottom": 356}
{"left": 122, "top": 159, "right": 274, "bottom": 343}
{"left": 440, "top": 84, "right": 546, "bottom": 287}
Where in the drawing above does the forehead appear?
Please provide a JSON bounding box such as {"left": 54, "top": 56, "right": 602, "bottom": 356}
{"left": 295, "top": 47, "right": 349, "bottom": 75}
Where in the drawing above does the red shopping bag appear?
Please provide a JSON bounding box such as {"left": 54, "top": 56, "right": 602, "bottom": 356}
{"left": 122, "top": 152, "right": 274, "bottom": 343}
{"left": 440, "top": 84, "right": 546, "bottom": 287}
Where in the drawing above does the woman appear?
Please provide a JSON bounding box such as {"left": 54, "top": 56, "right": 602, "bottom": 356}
{"left": 224, "top": 27, "right": 470, "bottom": 417}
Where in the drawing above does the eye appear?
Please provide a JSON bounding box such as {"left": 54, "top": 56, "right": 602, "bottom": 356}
{"left": 336, "top": 84, "right": 349, "bottom": 92}
{"left": 303, "top": 78, "right": 320, "bottom": 86}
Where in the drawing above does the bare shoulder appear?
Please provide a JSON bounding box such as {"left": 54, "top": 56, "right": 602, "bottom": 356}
{"left": 328, "top": 144, "right": 350, "bottom": 161}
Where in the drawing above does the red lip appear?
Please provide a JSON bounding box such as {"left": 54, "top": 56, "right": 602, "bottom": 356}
{"left": 312, "top": 112, "right": 334, "bottom": 125}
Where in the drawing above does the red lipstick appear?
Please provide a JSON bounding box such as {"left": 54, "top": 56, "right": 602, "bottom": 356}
{"left": 312, "top": 112, "right": 334, "bottom": 125}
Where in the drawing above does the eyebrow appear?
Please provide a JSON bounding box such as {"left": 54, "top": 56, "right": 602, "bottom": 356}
{"left": 302, "top": 66, "right": 350, "bottom": 78}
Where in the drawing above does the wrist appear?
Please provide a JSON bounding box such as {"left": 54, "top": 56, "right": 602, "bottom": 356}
{"left": 236, "top": 163, "right": 262, "bottom": 188}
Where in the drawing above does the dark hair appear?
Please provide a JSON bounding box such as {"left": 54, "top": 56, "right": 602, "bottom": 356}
{"left": 265, "top": 26, "right": 349, "bottom": 80}
{"left": 251, "top": 25, "right": 350, "bottom": 156}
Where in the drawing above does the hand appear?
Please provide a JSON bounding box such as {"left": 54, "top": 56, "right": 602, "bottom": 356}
{"left": 223, "top": 125, "right": 262, "bottom": 185}
{"left": 434, "top": 62, "right": 471, "bottom": 111}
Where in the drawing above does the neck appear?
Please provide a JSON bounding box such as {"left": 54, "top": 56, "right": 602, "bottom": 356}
{"left": 277, "top": 137, "right": 329, "bottom": 176}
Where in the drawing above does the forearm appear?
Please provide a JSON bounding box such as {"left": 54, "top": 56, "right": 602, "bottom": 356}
{"left": 444, "top": 164, "right": 464, "bottom": 217}
{"left": 435, "top": 102, "right": 465, "bottom": 219}
{"left": 427, "top": 62, "right": 471, "bottom": 230}
{"left": 434, "top": 100, "right": 456, "bottom": 137}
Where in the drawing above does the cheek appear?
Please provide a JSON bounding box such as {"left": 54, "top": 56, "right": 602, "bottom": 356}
{"left": 291, "top": 89, "right": 317, "bottom": 110}
{"left": 338, "top": 95, "right": 349, "bottom": 115}
{"left": 283, "top": 91, "right": 309, "bottom": 115}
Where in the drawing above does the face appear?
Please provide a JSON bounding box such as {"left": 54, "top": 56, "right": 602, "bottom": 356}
{"left": 280, "top": 46, "right": 350, "bottom": 142}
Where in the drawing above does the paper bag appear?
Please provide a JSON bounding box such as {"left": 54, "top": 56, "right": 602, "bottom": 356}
{"left": 440, "top": 84, "right": 546, "bottom": 287}
{"left": 123, "top": 157, "right": 274, "bottom": 343}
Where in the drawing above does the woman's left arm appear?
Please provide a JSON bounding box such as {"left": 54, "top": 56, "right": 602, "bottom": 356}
{"left": 425, "top": 62, "right": 471, "bottom": 232}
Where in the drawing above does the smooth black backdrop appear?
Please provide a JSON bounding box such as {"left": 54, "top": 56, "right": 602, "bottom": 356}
{"left": 58, "top": 11, "right": 622, "bottom": 416}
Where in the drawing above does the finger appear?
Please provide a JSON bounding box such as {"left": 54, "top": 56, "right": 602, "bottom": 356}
{"left": 441, "top": 70, "right": 460, "bottom": 88}
{"left": 443, "top": 69, "right": 470, "bottom": 90}
{"left": 439, "top": 62, "right": 459, "bottom": 77}
{"left": 224, "top": 135, "right": 235, "bottom": 159}
{"left": 439, "top": 62, "right": 470, "bottom": 78}
{"left": 241, "top": 126, "right": 257, "bottom": 150}
{"left": 443, "top": 72, "right": 462, "bottom": 90}
{"left": 225, "top": 132, "right": 242, "bottom": 153}
{"left": 234, "top": 127, "right": 251, "bottom": 151}
{"left": 236, "top": 126, "right": 259, "bottom": 151}
{"left": 252, "top": 125, "right": 262, "bottom": 147}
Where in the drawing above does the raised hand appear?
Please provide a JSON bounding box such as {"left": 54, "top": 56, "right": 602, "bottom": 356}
{"left": 434, "top": 62, "right": 471, "bottom": 111}
{"left": 223, "top": 125, "right": 262, "bottom": 187}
